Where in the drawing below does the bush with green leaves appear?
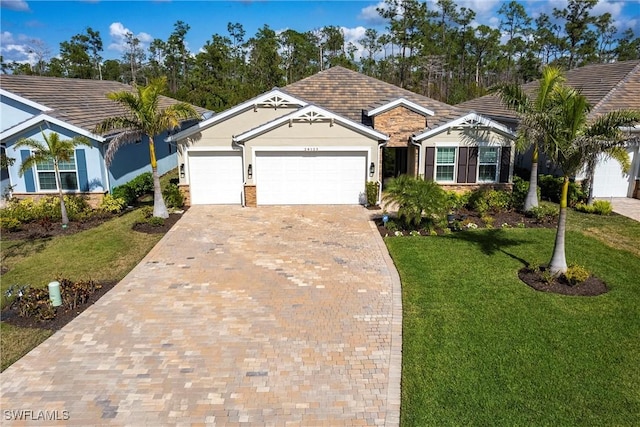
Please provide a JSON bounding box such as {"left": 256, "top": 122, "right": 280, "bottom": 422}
{"left": 111, "top": 185, "right": 136, "bottom": 206}
{"left": 526, "top": 204, "right": 559, "bottom": 222}
{"left": 99, "top": 194, "right": 126, "bottom": 213}
{"left": 0, "top": 195, "right": 91, "bottom": 224}
{"left": 110, "top": 172, "right": 154, "bottom": 206}
{"left": 445, "top": 190, "right": 470, "bottom": 212}
{"left": 162, "top": 183, "right": 184, "bottom": 209}
{"left": 139, "top": 206, "right": 154, "bottom": 219}
{"left": 467, "top": 187, "right": 512, "bottom": 214}
{"left": 147, "top": 216, "right": 165, "bottom": 227}
{"left": 575, "top": 200, "right": 613, "bottom": 215}
{"left": 0, "top": 216, "right": 21, "bottom": 232}
{"left": 538, "top": 175, "right": 585, "bottom": 206}
{"left": 365, "top": 181, "right": 380, "bottom": 207}
{"left": 511, "top": 176, "right": 541, "bottom": 211}
{"left": 383, "top": 175, "right": 448, "bottom": 228}
{"left": 564, "top": 265, "right": 590, "bottom": 286}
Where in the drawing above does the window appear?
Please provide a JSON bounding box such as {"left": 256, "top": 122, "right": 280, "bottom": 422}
{"left": 36, "top": 154, "right": 78, "bottom": 191}
{"left": 436, "top": 147, "right": 456, "bottom": 181}
{"left": 478, "top": 147, "right": 499, "bottom": 182}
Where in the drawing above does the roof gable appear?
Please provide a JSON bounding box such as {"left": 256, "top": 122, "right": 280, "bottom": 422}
{"left": 167, "top": 89, "right": 306, "bottom": 142}
{"left": 366, "top": 98, "right": 434, "bottom": 117}
{"left": 232, "top": 104, "right": 389, "bottom": 143}
{"left": 0, "top": 113, "right": 105, "bottom": 142}
{"left": 1, "top": 88, "right": 52, "bottom": 113}
{"left": 413, "top": 113, "right": 514, "bottom": 141}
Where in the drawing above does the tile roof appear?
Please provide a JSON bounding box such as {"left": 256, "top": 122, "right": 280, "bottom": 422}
{"left": 282, "top": 66, "right": 467, "bottom": 130}
{"left": 0, "top": 75, "right": 208, "bottom": 135}
{"left": 456, "top": 60, "right": 640, "bottom": 122}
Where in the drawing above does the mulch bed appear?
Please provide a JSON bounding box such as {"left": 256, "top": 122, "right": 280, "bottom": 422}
{"left": 518, "top": 267, "right": 609, "bottom": 296}
{"left": 2, "top": 209, "right": 184, "bottom": 332}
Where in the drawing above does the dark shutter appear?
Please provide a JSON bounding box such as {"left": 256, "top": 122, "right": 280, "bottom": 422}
{"left": 500, "top": 146, "right": 511, "bottom": 183}
{"left": 20, "top": 150, "right": 36, "bottom": 192}
{"left": 75, "top": 149, "right": 89, "bottom": 191}
{"left": 457, "top": 147, "right": 468, "bottom": 183}
{"left": 424, "top": 147, "right": 435, "bottom": 181}
{"left": 467, "top": 147, "right": 478, "bottom": 183}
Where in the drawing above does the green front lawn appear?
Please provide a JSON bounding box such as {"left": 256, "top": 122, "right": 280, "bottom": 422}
{"left": 388, "top": 224, "right": 640, "bottom": 426}
{"left": 1, "top": 209, "right": 166, "bottom": 371}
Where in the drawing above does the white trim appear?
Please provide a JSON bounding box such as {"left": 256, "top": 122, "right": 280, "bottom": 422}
{"left": 186, "top": 146, "right": 243, "bottom": 152}
{"left": 233, "top": 105, "right": 389, "bottom": 143}
{"left": 412, "top": 112, "right": 514, "bottom": 141}
{"left": 0, "top": 114, "right": 105, "bottom": 142}
{"left": 366, "top": 98, "right": 434, "bottom": 117}
{"left": 166, "top": 89, "right": 307, "bottom": 142}
{"left": 1, "top": 88, "right": 52, "bottom": 113}
{"left": 251, "top": 146, "right": 371, "bottom": 152}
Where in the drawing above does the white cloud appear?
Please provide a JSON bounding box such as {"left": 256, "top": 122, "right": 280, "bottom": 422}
{"left": 107, "top": 22, "right": 153, "bottom": 53}
{"left": 0, "top": 0, "right": 30, "bottom": 12}
{"left": 359, "top": 1, "right": 387, "bottom": 26}
{"left": 1, "top": 31, "right": 15, "bottom": 45}
{"left": 341, "top": 26, "right": 369, "bottom": 61}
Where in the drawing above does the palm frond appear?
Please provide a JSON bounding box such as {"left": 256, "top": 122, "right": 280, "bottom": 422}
{"left": 104, "top": 129, "right": 144, "bottom": 166}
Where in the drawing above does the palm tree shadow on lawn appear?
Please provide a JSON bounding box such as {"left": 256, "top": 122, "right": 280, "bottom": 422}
{"left": 442, "top": 229, "right": 608, "bottom": 296}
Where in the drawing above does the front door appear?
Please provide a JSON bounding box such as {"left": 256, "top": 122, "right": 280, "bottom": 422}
{"left": 382, "top": 147, "right": 408, "bottom": 188}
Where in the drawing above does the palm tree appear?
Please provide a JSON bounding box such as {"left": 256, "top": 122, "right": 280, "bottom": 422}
{"left": 494, "top": 66, "right": 565, "bottom": 212}
{"left": 15, "top": 132, "right": 92, "bottom": 226}
{"left": 543, "top": 86, "right": 640, "bottom": 274}
{"left": 94, "top": 77, "right": 199, "bottom": 218}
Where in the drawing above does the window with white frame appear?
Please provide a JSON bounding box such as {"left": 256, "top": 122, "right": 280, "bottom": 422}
{"left": 36, "top": 154, "right": 78, "bottom": 190}
{"left": 436, "top": 147, "right": 456, "bottom": 181}
{"left": 478, "top": 147, "right": 499, "bottom": 182}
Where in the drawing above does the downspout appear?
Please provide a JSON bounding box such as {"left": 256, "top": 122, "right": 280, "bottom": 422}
{"left": 231, "top": 136, "right": 246, "bottom": 207}
{"left": 377, "top": 139, "right": 388, "bottom": 205}
{"left": 410, "top": 135, "right": 422, "bottom": 179}
{"left": 102, "top": 139, "right": 112, "bottom": 193}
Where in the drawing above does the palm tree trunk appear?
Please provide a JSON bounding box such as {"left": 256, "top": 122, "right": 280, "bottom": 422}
{"left": 549, "top": 176, "right": 569, "bottom": 275}
{"left": 54, "top": 162, "right": 69, "bottom": 226}
{"left": 148, "top": 136, "right": 169, "bottom": 219}
{"left": 524, "top": 144, "right": 540, "bottom": 211}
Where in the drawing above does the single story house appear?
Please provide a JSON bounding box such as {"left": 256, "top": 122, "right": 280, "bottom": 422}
{"left": 168, "top": 66, "right": 514, "bottom": 206}
{"left": 0, "top": 75, "right": 208, "bottom": 205}
{"left": 458, "top": 60, "right": 640, "bottom": 200}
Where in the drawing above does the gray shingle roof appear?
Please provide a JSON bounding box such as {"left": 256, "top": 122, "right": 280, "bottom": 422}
{"left": 282, "top": 66, "right": 466, "bottom": 130}
{"left": 0, "top": 75, "right": 208, "bottom": 134}
{"left": 457, "top": 60, "right": 640, "bottom": 122}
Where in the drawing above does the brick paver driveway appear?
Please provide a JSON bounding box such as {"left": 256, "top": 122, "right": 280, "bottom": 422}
{"left": 1, "top": 206, "right": 401, "bottom": 426}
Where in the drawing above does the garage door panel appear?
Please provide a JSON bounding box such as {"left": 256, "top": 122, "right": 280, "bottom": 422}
{"left": 256, "top": 151, "right": 366, "bottom": 205}
{"left": 592, "top": 149, "right": 635, "bottom": 198}
{"left": 189, "top": 151, "right": 243, "bottom": 204}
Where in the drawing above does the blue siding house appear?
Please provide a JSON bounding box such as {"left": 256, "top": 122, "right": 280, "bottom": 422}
{"left": 0, "top": 75, "right": 207, "bottom": 205}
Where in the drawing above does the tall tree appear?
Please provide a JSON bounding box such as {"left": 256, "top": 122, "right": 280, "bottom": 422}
{"left": 122, "top": 31, "right": 146, "bottom": 84}
{"left": 15, "top": 132, "right": 92, "bottom": 226}
{"left": 165, "top": 21, "right": 191, "bottom": 93}
{"left": 498, "top": 1, "right": 532, "bottom": 82}
{"left": 94, "top": 77, "right": 200, "bottom": 218}
{"left": 246, "top": 25, "right": 283, "bottom": 94}
{"left": 495, "top": 66, "right": 566, "bottom": 211}
{"left": 542, "top": 86, "right": 640, "bottom": 274}
{"left": 59, "top": 28, "right": 103, "bottom": 79}
{"left": 552, "top": 0, "right": 599, "bottom": 68}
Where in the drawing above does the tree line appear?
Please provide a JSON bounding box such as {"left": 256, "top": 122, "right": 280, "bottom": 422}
{"left": 2, "top": 0, "right": 639, "bottom": 109}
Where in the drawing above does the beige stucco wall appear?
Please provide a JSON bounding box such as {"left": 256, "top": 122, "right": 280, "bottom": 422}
{"left": 176, "top": 106, "right": 297, "bottom": 185}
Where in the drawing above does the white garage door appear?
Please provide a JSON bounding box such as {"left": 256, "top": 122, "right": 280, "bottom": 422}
{"left": 592, "top": 149, "right": 635, "bottom": 198}
{"left": 188, "top": 151, "right": 243, "bottom": 204}
{"left": 256, "top": 151, "right": 366, "bottom": 205}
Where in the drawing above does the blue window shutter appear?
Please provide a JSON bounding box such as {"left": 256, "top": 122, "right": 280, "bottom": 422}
{"left": 75, "top": 149, "right": 89, "bottom": 191}
{"left": 20, "top": 150, "right": 36, "bottom": 192}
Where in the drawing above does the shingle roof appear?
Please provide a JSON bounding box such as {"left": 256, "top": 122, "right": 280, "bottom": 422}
{"left": 282, "top": 66, "right": 466, "bottom": 129}
{"left": 456, "top": 60, "right": 640, "bottom": 122}
{"left": 0, "top": 75, "right": 208, "bottom": 134}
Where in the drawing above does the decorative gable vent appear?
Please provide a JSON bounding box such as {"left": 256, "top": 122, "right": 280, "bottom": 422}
{"left": 256, "top": 94, "right": 301, "bottom": 109}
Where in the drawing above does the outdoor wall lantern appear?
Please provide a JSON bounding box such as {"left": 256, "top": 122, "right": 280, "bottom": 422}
{"left": 369, "top": 162, "right": 375, "bottom": 177}
{"left": 248, "top": 164, "right": 253, "bottom": 179}
{"left": 180, "top": 163, "right": 185, "bottom": 178}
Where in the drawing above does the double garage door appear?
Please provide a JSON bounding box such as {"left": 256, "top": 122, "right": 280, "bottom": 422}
{"left": 188, "top": 150, "right": 366, "bottom": 205}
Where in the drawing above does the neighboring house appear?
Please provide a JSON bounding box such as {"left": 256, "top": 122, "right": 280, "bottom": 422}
{"left": 0, "top": 75, "right": 208, "bottom": 205}
{"left": 458, "top": 60, "right": 640, "bottom": 199}
{"left": 168, "top": 66, "right": 514, "bottom": 206}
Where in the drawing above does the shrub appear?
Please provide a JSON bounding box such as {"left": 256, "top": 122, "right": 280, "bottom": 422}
{"left": 564, "top": 265, "right": 590, "bottom": 286}
{"left": 0, "top": 196, "right": 91, "bottom": 223}
{"left": 58, "top": 278, "right": 102, "bottom": 310}
{"left": 575, "top": 200, "right": 613, "bottom": 215}
{"left": 128, "top": 172, "right": 154, "bottom": 198}
{"left": 365, "top": 181, "right": 380, "bottom": 207}
{"left": 99, "top": 194, "right": 126, "bottom": 213}
{"left": 385, "top": 219, "right": 398, "bottom": 233}
{"left": 0, "top": 216, "right": 21, "bottom": 232}
{"left": 445, "top": 191, "right": 470, "bottom": 212}
{"left": 111, "top": 185, "right": 136, "bottom": 206}
{"left": 467, "top": 187, "right": 512, "bottom": 214}
{"left": 383, "top": 175, "right": 448, "bottom": 228}
{"left": 63, "top": 195, "right": 92, "bottom": 221}
{"left": 538, "top": 175, "right": 585, "bottom": 206}
{"left": 147, "top": 216, "right": 165, "bottom": 227}
{"left": 139, "top": 206, "right": 154, "bottom": 219}
{"left": 162, "top": 183, "right": 184, "bottom": 209}
{"left": 15, "top": 286, "right": 56, "bottom": 321}
{"left": 527, "top": 204, "right": 559, "bottom": 222}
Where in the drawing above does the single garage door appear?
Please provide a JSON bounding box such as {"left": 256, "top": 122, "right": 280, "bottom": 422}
{"left": 592, "top": 149, "right": 635, "bottom": 198}
{"left": 256, "top": 151, "right": 366, "bottom": 205}
{"left": 188, "top": 151, "right": 243, "bottom": 204}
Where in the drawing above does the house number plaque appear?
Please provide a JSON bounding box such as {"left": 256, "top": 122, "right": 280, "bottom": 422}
{"left": 304, "top": 147, "right": 319, "bottom": 151}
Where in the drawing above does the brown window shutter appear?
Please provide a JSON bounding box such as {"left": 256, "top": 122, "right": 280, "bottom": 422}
{"left": 467, "top": 147, "right": 478, "bottom": 183}
{"left": 425, "top": 147, "right": 435, "bottom": 180}
{"left": 457, "top": 147, "right": 468, "bottom": 183}
{"left": 500, "top": 147, "right": 511, "bottom": 183}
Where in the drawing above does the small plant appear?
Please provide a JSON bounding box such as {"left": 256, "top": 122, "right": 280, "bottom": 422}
{"left": 464, "top": 221, "right": 478, "bottom": 229}
{"left": 481, "top": 214, "right": 495, "bottom": 228}
{"left": 58, "top": 278, "right": 102, "bottom": 310}
{"left": 385, "top": 220, "right": 398, "bottom": 233}
{"left": 139, "top": 206, "right": 154, "bottom": 219}
{"left": 147, "top": 216, "right": 165, "bottom": 227}
{"left": 365, "top": 181, "right": 380, "bottom": 207}
{"left": 394, "top": 230, "right": 403, "bottom": 236}
{"left": 564, "top": 265, "right": 590, "bottom": 286}
{"left": 501, "top": 222, "right": 511, "bottom": 228}
{"left": 527, "top": 204, "right": 559, "bottom": 222}
{"left": 100, "top": 194, "right": 126, "bottom": 213}
{"left": 15, "top": 287, "right": 56, "bottom": 321}
{"left": 575, "top": 200, "right": 613, "bottom": 215}
{"left": 516, "top": 222, "right": 526, "bottom": 229}
{"left": 162, "top": 183, "right": 184, "bottom": 209}
{"left": 409, "top": 230, "right": 421, "bottom": 236}
{"left": 0, "top": 216, "right": 21, "bottom": 232}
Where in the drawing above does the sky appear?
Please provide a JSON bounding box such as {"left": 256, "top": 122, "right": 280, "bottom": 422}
{"left": 1, "top": 0, "right": 640, "bottom": 65}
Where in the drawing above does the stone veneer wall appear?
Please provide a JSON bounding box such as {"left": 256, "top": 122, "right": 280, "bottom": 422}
{"left": 178, "top": 185, "right": 191, "bottom": 207}
{"left": 244, "top": 185, "right": 257, "bottom": 207}
{"left": 374, "top": 106, "right": 427, "bottom": 148}
{"left": 439, "top": 183, "right": 513, "bottom": 193}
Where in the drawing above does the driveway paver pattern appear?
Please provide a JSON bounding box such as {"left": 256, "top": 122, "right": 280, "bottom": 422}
{"left": 1, "top": 205, "right": 401, "bottom": 426}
